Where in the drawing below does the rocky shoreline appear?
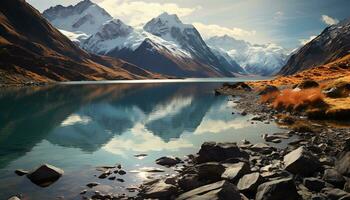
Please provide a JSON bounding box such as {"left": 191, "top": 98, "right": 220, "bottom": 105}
{"left": 9, "top": 82, "right": 350, "bottom": 200}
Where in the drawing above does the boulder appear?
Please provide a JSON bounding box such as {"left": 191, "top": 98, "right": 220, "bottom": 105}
{"left": 156, "top": 156, "right": 181, "bottom": 167}
{"left": 221, "top": 162, "right": 250, "bottom": 182}
{"left": 321, "top": 188, "right": 350, "bottom": 200}
{"left": 176, "top": 180, "right": 241, "bottom": 200}
{"left": 178, "top": 174, "right": 205, "bottom": 192}
{"left": 283, "top": 146, "right": 321, "bottom": 176}
{"left": 255, "top": 178, "right": 300, "bottom": 200}
{"left": 140, "top": 179, "right": 177, "bottom": 199}
{"left": 323, "top": 168, "right": 346, "bottom": 188}
{"left": 250, "top": 143, "right": 275, "bottom": 154}
{"left": 303, "top": 177, "right": 326, "bottom": 192}
{"left": 197, "top": 142, "right": 249, "bottom": 163}
{"left": 196, "top": 162, "right": 225, "bottom": 181}
{"left": 259, "top": 85, "right": 279, "bottom": 95}
{"left": 86, "top": 182, "right": 100, "bottom": 188}
{"left": 336, "top": 151, "right": 350, "bottom": 177}
{"left": 237, "top": 172, "right": 264, "bottom": 194}
{"left": 26, "top": 164, "right": 64, "bottom": 187}
{"left": 8, "top": 197, "right": 20, "bottom": 200}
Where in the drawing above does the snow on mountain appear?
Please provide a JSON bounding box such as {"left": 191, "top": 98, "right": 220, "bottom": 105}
{"left": 43, "top": 0, "right": 112, "bottom": 35}
{"left": 207, "top": 35, "right": 288, "bottom": 75}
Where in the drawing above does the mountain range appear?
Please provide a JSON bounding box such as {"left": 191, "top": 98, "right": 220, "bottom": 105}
{"left": 279, "top": 17, "right": 350, "bottom": 75}
{"left": 43, "top": 0, "right": 289, "bottom": 77}
{"left": 0, "top": 0, "right": 161, "bottom": 84}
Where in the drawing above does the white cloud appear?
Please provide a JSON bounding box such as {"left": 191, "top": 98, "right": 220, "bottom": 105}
{"left": 321, "top": 15, "right": 339, "bottom": 26}
{"left": 299, "top": 35, "right": 317, "bottom": 45}
{"left": 98, "top": 0, "right": 199, "bottom": 26}
{"left": 192, "top": 22, "right": 256, "bottom": 40}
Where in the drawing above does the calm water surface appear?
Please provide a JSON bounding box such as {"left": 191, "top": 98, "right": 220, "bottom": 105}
{"left": 0, "top": 80, "right": 289, "bottom": 199}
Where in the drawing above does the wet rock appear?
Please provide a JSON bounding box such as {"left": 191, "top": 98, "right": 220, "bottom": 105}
{"left": 98, "top": 170, "right": 112, "bottom": 179}
{"left": 255, "top": 178, "right": 300, "bottom": 200}
{"left": 197, "top": 142, "right": 249, "bottom": 163}
{"left": 156, "top": 156, "right": 181, "bottom": 167}
{"left": 283, "top": 146, "right": 321, "bottom": 176}
{"left": 15, "top": 169, "right": 28, "bottom": 176}
{"left": 80, "top": 189, "right": 87, "bottom": 195}
{"left": 176, "top": 180, "right": 241, "bottom": 200}
{"left": 27, "top": 164, "right": 64, "bottom": 187}
{"left": 303, "top": 177, "right": 326, "bottom": 192}
{"left": 323, "top": 168, "right": 346, "bottom": 188}
{"left": 250, "top": 143, "right": 275, "bottom": 154}
{"left": 118, "top": 170, "right": 126, "bottom": 175}
{"left": 140, "top": 179, "right": 177, "bottom": 199}
{"left": 258, "top": 85, "right": 279, "bottom": 95}
{"left": 237, "top": 172, "right": 264, "bottom": 195}
{"left": 108, "top": 176, "right": 116, "bottom": 180}
{"left": 117, "top": 178, "right": 124, "bottom": 182}
{"left": 221, "top": 162, "right": 250, "bottom": 182}
{"left": 196, "top": 162, "right": 225, "bottom": 181}
{"left": 321, "top": 188, "right": 350, "bottom": 200}
{"left": 86, "top": 182, "right": 100, "bottom": 188}
{"left": 336, "top": 151, "right": 350, "bottom": 177}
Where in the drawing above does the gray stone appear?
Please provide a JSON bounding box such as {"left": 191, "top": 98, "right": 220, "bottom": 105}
{"left": 321, "top": 188, "right": 350, "bottom": 200}
{"left": 283, "top": 146, "right": 321, "bottom": 176}
{"left": 303, "top": 177, "right": 326, "bottom": 192}
{"left": 27, "top": 164, "right": 64, "bottom": 187}
{"left": 178, "top": 174, "right": 205, "bottom": 192}
{"left": 255, "top": 178, "right": 300, "bottom": 200}
{"left": 176, "top": 180, "right": 241, "bottom": 200}
{"left": 323, "top": 168, "right": 346, "bottom": 188}
{"left": 15, "top": 169, "right": 28, "bottom": 176}
{"left": 140, "top": 179, "right": 177, "bottom": 199}
{"left": 237, "top": 172, "right": 264, "bottom": 194}
{"left": 196, "top": 162, "right": 225, "bottom": 181}
{"left": 156, "top": 156, "right": 181, "bottom": 167}
{"left": 221, "top": 162, "right": 250, "bottom": 182}
{"left": 250, "top": 143, "right": 275, "bottom": 154}
{"left": 197, "top": 142, "right": 249, "bottom": 163}
{"left": 336, "top": 151, "right": 350, "bottom": 177}
{"left": 7, "top": 197, "right": 20, "bottom": 200}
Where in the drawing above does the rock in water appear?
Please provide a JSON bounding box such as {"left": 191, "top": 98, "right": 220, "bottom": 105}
{"left": 27, "top": 164, "right": 64, "bottom": 187}
{"left": 237, "top": 172, "right": 264, "bottom": 195}
{"left": 139, "top": 179, "right": 177, "bottom": 199}
{"left": 336, "top": 151, "right": 350, "bottom": 177}
{"left": 255, "top": 178, "right": 300, "bottom": 200}
{"left": 156, "top": 156, "right": 181, "bottom": 166}
{"left": 197, "top": 142, "right": 249, "bottom": 163}
{"left": 250, "top": 143, "right": 275, "bottom": 154}
{"left": 283, "top": 146, "right": 321, "bottom": 176}
{"left": 15, "top": 169, "right": 28, "bottom": 176}
{"left": 196, "top": 162, "right": 225, "bottom": 181}
{"left": 176, "top": 180, "right": 241, "bottom": 200}
{"left": 221, "top": 162, "right": 250, "bottom": 182}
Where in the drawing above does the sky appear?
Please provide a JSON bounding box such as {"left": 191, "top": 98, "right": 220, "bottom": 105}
{"left": 27, "top": 0, "right": 350, "bottom": 49}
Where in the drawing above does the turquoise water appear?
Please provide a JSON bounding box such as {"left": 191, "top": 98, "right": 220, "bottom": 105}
{"left": 0, "top": 80, "right": 285, "bottom": 199}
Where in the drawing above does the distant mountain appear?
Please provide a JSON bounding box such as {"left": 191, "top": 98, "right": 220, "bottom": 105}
{"left": 43, "top": 1, "right": 244, "bottom": 77}
{"left": 206, "top": 35, "right": 288, "bottom": 76}
{"left": 279, "top": 18, "right": 350, "bottom": 75}
{"left": 0, "top": 0, "right": 160, "bottom": 84}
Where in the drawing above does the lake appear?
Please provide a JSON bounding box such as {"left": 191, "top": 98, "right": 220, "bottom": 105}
{"left": 0, "top": 79, "right": 289, "bottom": 199}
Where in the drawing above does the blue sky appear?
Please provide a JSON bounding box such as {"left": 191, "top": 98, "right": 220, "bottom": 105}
{"left": 28, "top": 0, "right": 350, "bottom": 49}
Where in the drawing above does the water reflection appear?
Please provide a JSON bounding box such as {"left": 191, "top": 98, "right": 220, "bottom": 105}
{"left": 0, "top": 82, "right": 283, "bottom": 199}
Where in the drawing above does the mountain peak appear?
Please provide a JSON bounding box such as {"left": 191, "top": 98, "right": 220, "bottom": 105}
{"left": 157, "top": 12, "right": 181, "bottom": 23}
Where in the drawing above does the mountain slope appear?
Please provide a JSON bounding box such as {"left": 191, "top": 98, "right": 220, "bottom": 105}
{"left": 43, "top": 2, "right": 243, "bottom": 78}
{"left": 0, "top": 0, "right": 159, "bottom": 84}
{"left": 206, "top": 35, "right": 288, "bottom": 76}
{"left": 279, "top": 18, "right": 350, "bottom": 75}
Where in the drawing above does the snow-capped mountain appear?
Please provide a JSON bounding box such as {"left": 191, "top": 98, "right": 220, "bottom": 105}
{"left": 279, "top": 17, "right": 350, "bottom": 75}
{"left": 43, "top": 0, "right": 112, "bottom": 35}
{"left": 144, "top": 13, "right": 242, "bottom": 74}
{"left": 42, "top": 1, "right": 244, "bottom": 77}
{"left": 207, "top": 35, "right": 288, "bottom": 75}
